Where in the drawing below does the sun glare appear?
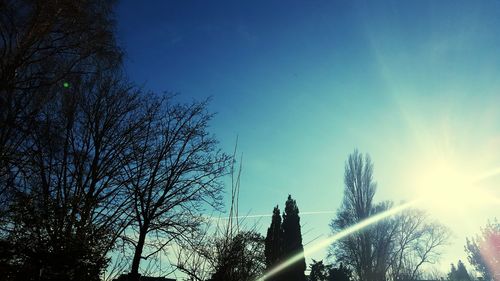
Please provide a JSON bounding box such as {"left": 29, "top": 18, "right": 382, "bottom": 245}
{"left": 412, "top": 157, "right": 496, "bottom": 216}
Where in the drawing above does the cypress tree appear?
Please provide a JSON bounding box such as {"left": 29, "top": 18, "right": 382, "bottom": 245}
{"left": 265, "top": 206, "right": 284, "bottom": 281}
{"left": 454, "top": 260, "right": 471, "bottom": 281}
{"left": 448, "top": 263, "right": 458, "bottom": 281}
{"left": 282, "top": 195, "right": 306, "bottom": 281}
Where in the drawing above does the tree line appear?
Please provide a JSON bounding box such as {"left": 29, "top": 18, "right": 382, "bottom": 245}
{"left": 1, "top": 1, "right": 498, "bottom": 281}
{"left": 177, "top": 150, "right": 497, "bottom": 281}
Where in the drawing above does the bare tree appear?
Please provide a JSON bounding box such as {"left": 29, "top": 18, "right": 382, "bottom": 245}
{"left": 209, "top": 230, "right": 266, "bottom": 281}
{"left": 175, "top": 226, "right": 265, "bottom": 281}
{"left": 0, "top": 0, "right": 120, "bottom": 222}
{"left": 329, "top": 150, "right": 382, "bottom": 281}
{"left": 330, "top": 150, "right": 450, "bottom": 281}
{"left": 175, "top": 225, "right": 214, "bottom": 281}
{"left": 389, "top": 209, "right": 450, "bottom": 281}
{"left": 2, "top": 69, "right": 147, "bottom": 281}
{"left": 174, "top": 142, "right": 267, "bottom": 281}
{"left": 121, "top": 98, "right": 231, "bottom": 279}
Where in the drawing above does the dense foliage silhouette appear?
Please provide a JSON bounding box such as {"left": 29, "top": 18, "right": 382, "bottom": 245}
{"left": 264, "top": 195, "right": 306, "bottom": 281}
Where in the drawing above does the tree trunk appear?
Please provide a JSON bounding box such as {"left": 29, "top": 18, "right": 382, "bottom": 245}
{"left": 130, "top": 227, "right": 147, "bottom": 280}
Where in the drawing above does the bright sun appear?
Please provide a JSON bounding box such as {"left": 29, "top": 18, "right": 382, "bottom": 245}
{"left": 412, "top": 157, "right": 493, "bottom": 216}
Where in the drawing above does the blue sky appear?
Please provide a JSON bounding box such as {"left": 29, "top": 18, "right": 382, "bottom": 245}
{"left": 117, "top": 0, "right": 500, "bottom": 274}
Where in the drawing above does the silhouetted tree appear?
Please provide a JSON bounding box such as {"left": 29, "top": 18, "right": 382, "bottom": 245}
{"left": 330, "top": 150, "right": 450, "bottom": 281}
{"left": 180, "top": 230, "right": 265, "bottom": 281}
{"left": 264, "top": 205, "right": 284, "bottom": 281}
{"left": 282, "top": 195, "right": 307, "bottom": 281}
{"left": 176, "top": 147, "right": 266, "bottom": 281}
{"left": 0, "top": 1, "right": 126, "bottom": 279}
{"left": 265, "top": 206, "right": 284, "bottom": 269}
{"left": 123, "top": 98, "right": 231, "bottom": 280}
{"left": 448, "top": 264, "right": 458, "bottom": 281}
{"left": 465, "top": 219, "right": 500, "bottom": 281}
{"left": 327, "top": 263, "right": 352, "bottom": 281}
{"left": 448, "top": 261, "right": 471, "bottom": 281}
{"left": 208, "top": 231, "right": 266, "bottom": 281}
{"left": 390, "top": 208, "right": 450, "bottom": 281}
{"left": 309, "top": 260, "right": 328, "bottom": 281}
{"left": 308, "top": 260, "right": 352, "bottom": 281}
{"left": 0, "top": 70, "right": 144, "bottom": 281}
{"left": 0, "top": 0, "right": 120, "bottom": 203}
{"left": 329, "top": 150, "right": 381, "bottom": 281}
{"left": 264, "top": 196, "right": 306, "bottom": 281}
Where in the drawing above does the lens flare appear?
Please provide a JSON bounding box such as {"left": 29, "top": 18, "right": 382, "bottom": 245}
{"left": 477, "top": 227, "right": 500, "bottom": 280}
{"left": 255, "top": 200, "right": 417, "bottom": 281}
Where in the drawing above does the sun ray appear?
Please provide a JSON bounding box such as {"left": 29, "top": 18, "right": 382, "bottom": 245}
{"left": 473, "top": 166, "right": 500, "bottom": 183}
{"left": 254, "top": 200, "right": 418, "bottom": 281}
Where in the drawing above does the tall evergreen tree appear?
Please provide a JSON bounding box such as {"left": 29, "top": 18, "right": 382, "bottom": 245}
{"left": 265, "top": 206, "right": 284, "bottom": 281}
{"left": 448, "top": 264, "right": 458, "bottom": 281}
{"left": 282, "top": 195, "right": 307, "bottom": 281}
{"left": 448, "top": 261, "right": 472, "bottom": 281}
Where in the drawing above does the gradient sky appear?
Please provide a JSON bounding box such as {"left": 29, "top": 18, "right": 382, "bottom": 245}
{"left": 117, "top": 0, "right": 500, "bottom": 275}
